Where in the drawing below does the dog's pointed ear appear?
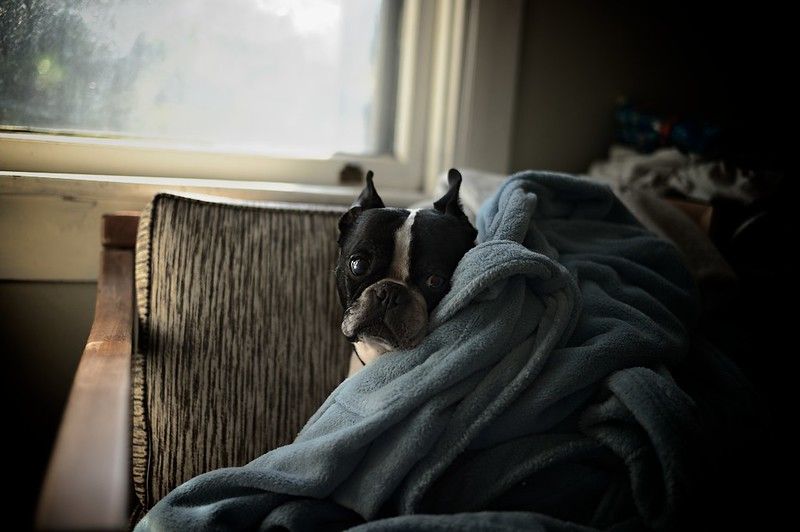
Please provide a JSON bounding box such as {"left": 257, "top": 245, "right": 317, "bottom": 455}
{"left": 354, "top": 170, "right": 385, "bottom": 210}
{"left": 338, "top": 170, "right": 385, "bottom": 243}
{"left": 434, "top": 168, "right": 468, "bottom": 220}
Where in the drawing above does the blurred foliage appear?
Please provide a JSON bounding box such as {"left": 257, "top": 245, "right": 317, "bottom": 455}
{"left": 0, "top": 0, "right": 159, "bottom": 131}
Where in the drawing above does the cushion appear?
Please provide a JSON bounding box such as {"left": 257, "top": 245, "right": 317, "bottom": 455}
{"left": 132, "top": 193, "right": 351, "bottom": 511}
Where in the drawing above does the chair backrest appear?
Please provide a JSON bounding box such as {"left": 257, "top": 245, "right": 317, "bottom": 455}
{"left": 132, "top": 193, "right": 351, "bottom": 510}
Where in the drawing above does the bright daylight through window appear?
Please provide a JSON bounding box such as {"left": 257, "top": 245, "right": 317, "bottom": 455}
{"left": 0, "top": 0, "right": 400, "bottom": 157}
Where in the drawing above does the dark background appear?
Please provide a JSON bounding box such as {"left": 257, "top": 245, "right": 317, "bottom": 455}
{"left": 511, "top": 0, "right": 791, "bottom": 175}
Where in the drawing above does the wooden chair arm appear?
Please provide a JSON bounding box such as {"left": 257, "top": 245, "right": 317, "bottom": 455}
{"left": 36, "top": 213, "right": 139, "bottom": 530}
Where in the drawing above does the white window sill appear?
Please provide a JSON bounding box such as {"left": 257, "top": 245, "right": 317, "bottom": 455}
{"left": 0, "top": 170, "right": 425, "bottom": 206}
{"left": 0, "top": 171, "right": 425, "bottom": 282}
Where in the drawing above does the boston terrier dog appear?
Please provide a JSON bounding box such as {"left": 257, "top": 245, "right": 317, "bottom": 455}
{"left": 336, "top": 168, "right": 478, "bottom": 376}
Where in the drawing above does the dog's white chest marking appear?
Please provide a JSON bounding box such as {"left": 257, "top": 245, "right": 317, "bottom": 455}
{"left": 388, "top": 209, "right": 418, "bottom": 283}
{"left": 349, "top": 339, "right": 391, "bottom": 376}
{"left": 353, "top": 340, "right": 389, "bottom": 364}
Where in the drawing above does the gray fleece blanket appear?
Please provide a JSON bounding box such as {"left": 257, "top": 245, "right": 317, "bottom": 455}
{"left": 136, "top": 171, "right": 708, "bottom": 531}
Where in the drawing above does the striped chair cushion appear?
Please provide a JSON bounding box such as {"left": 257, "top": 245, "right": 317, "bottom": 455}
{"left": 132, "top": 193, "right": 351, "bottom": 511}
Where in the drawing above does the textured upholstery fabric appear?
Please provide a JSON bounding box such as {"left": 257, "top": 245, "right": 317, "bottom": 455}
{"left": 132, "top": 193, "right": 351, "bottom": 511}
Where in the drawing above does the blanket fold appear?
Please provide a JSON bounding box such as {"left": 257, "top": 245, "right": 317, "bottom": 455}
{"left": 136, "top": 171, "right": 719, "bottom": 531}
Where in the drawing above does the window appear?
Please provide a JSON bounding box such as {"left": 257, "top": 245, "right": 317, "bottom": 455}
{"left": 1, "top": 0, "right": 432, "bottom": 188}
{"left": 1, "top": 0, "right": 399, "bottom": 157}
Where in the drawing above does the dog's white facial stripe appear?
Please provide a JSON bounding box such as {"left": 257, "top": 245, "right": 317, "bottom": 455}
{"left": 388, "top": 209, "right": 417, "bottom": 283}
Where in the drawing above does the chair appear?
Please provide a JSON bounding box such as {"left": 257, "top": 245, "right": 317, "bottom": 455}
{"left": 37, "top": 193, "right": 352, "bottom": 529}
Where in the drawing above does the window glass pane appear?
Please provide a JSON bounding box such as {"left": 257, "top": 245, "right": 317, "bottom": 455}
{"left": 0, "top": 0, "right": 400, "bottom": 157}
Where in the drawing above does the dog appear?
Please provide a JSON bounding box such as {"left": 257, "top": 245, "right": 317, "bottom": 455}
{"left": 335, "top": 168, "right": 478, "bottom": 376}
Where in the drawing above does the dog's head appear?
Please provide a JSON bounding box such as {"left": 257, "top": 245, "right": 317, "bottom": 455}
{"left": 335, "top": 169, "right": 477, "bottom": 356}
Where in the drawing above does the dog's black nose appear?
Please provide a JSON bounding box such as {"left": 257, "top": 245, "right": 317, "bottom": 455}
{"left": 375, "top": 283, "right": 407, "bottom": 310}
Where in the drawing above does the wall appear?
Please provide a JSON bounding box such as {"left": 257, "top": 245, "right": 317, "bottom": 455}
{"left": 510, "top": 0, "right": 790, "bottom": 173}
{"left": 0, "top": 281, "right": 96, "bottom": 527}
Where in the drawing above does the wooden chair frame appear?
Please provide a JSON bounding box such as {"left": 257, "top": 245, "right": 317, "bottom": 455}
{"left": 36, "top": 213, "right": 140, "bottom": 530}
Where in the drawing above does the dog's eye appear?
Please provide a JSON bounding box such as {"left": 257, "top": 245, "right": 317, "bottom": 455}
{"left": 426, "top": 274, "right": 446, "bottom": 289}
{"left": 349, "top": 257, "right": 369, "bottom": 276}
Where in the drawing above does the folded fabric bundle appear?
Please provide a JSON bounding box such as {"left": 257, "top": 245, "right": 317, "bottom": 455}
{"left": 137, "top": 171, "right": 717, "bottom": 531}
{"left": 587, "top": 144, "right": 777, "bottom": 204}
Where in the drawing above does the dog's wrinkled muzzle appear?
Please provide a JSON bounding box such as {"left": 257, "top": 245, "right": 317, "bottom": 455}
{"left": 341, "top": 279, "right": 428, "bottom": 350}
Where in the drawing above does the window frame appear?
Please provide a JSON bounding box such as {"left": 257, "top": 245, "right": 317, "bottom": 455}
{"left": 0, "top": 0, "right": 436, "bottom": 191}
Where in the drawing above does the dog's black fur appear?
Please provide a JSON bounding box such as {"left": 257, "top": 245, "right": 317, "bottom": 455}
{"left": 335, "top": 169, "right": 477, "bottom": 360}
